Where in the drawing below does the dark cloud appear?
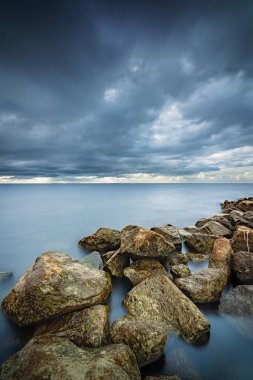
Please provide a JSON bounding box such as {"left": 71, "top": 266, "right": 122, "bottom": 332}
{"left": 0, "top": 0, "right": 253, "bottom": 181}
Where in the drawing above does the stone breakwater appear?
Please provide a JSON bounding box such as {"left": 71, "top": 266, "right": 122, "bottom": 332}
{"left": 1, "top": 197, "right": 253, "bottom": 380}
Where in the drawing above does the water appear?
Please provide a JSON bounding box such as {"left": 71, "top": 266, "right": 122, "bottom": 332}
{"left": 0, "top": 183, "right": 253, "bottom": 379}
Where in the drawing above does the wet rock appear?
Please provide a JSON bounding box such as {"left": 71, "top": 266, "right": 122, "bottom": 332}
{"left": 232, "top": 251, "right": 253, "bottom": 284}
{"left": 78, "top": 227, "right": 121, "bottom": 253}
{"left": 34, "top": 304, "right": 110, "bottom": 348}
{"left": 231, "top": 225, "right": 253, "bottom": 253}
{"left": 186, "top": 232, "right": 216, "bottom": 254}
{"left": 110, "top": 315, "right": 167, "bottom": 366}
{"left": 144, "top": 376, "right": 181, "bottom": 380}
{"left": 102, "top": 249, "right": 129, "bottom": 277}
{"left": 2, "top": 251, "right": 112, "bottom": 326}
{"left": 81, "top": 251, "right": 103, "bottom": 269}
{"left": 170, "top": 253, "right": 189, "bottom": 265}
{"left": 219, "top": 285, "right": 253, "bottom": 316}
{"left": 195, "top": 214, "right": 233, "bottom": 231}
{"left": 209, "top": 238, "right": 233, "bottom": 278}
{"left": 151, "top": 224, "right": 183, "bottom": 248}
{"left": 175, "top": 268, "right": 227, "bottom": 303}
{"left": 0, "top": 272, "right": 12, "bottom": 282}
{"left": 171, "top": 264, "right": 191, "bottom": 278}
{"left": 120, "top": 225, "right": 175, "bottom": 259}
{"left": 124, "top": 275, "right": 210, "bottom": 343}
{"left": 199, "top": 221, "right": 231, "bottom": 237}
{"left": 123, "top": 259, "right": 167, "bottom": 286}
{"left": 0, "top": 335, "right": 141, "bottom": 380}
{"left": 187, "top": 253, "right": 209, "bottom": 262}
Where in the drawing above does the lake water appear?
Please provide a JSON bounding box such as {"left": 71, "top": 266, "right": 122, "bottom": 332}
{"left": 0, "top": 183, "right": 253, "bottom": 379}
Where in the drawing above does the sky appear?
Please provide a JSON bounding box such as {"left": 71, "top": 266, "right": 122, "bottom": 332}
{"left": 0, "top": 0, "right": 253, "bottom": 183}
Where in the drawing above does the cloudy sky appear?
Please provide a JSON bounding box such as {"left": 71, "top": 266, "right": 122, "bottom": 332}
{"left": 0, "top": 0, "right": 253, "bottom": 183}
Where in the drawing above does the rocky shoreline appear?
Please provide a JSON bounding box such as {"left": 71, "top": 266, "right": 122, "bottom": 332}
{"left": 1, "top": 196, "right": 253, "bottom": 379}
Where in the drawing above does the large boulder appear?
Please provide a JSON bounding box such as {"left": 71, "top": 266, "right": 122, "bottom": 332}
{"left": 232, "top": 251, "right": 253, "bottom": 284}
{"left": 102, "top": 249, "right": 129, "bottom": 277}
{"left": 175, "top": 268, "right": 227, "bottom": 303}
{"left": 79, "top": 227, "right": 121, "bottom": 253}
{"left": 209, "top": 238, "right": 233, "bottom": 278}
{"left": 151, "top": 224, "right": 184, "bottom": 248}
{"left": 199, "top": 221, "right": 231, "bottom": 237}
{"left": 123, "top": 259, "right": 167, "bottom": 286}
{"left": 186, "top": 233, "right": 216, "bottom": 254}
{"left": 124, "top": 275, "right": 210, "bottom": 343}
{"left": 195, "top": 215, "right": 233, "bottom": 231}
{"left": 0, "top": 335, "right": 141, "bottom": 380}
{"left": 34, "top": 304, "right": 110, "bottom": 348}
{"left": 110, "top": 315, "right": 167, "bottom": 366}
{"left": 120, "top": 225, "right": 175, "bottom": 259}
{"left": 231, "top": 225, "right": 253, "bottom": 253}
{"left": 2, "top": 252, "right": 112, "bottom": 326}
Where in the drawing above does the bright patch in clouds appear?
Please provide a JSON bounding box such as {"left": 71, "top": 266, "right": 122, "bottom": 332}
{"left": 104, "top": 88, "right": 119, "bottom": 102}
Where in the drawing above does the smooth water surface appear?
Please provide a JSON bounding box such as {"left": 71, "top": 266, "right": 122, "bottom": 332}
{"left": 0, "top": 183, "right": 253, "bottom": 379}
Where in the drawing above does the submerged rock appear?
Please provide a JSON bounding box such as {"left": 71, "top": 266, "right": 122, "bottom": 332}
{"left": 175, "top": 268, "right": 227, "bottom": 303}
{"left": 79, "top": 227, "right": 121, "bottom": 253}
{"left": 0, "top": 335, "right": 141, "bottom": 380}
{"left": 2, "top": 251, "right": 112, "bottom": 326}
{"left": 123, "top": 259, "right": 167, "bottom": 286}
{"left": 124, "top": 275, "right": 210, "bottom": 343}
{"left": 232, "top": 251, "right": 253, "bottom": 284}
{"left": 209, "top": 238, "right": 233, "bottom": 278}
{"left": 231, "top": 225, "right": 253, "bottom": 253}
{"left": 81, "top": 251, "right": 103, "bottom": 269}
{"left": 110, "top": 315, "right": 167, "bottom": 366}
{"left": 0, "top": 272, "right": 12, "bottom": 282}
{"left": 171, "top": 264, "right": 191, "bottom": 278}
{"left": 151, "top": 224, "right": 183, "bottom": 247}
{"left": 102, "top": 249, "right": 129, "bottom": 277}
{"left": 199, "top": 221, "right": 231, "bottom": 237}
{"left": 186, "top": 232, "right": 216, "bottom": 254}
{"left": 120, "top": 225, "right": 175, "bottom": 259}
{"left": 34, "top": 304, "right": 110, "bottom": 348}
{"left": 219, "top": 285, "right": 253, "bottom": 316}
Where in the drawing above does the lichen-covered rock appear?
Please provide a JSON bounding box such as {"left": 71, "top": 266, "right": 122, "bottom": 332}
{"left": 175, "top": 268, "right": 227, "bottom": 303}
{"left": 79, "top": 227, "right": 121, "bottom": 253}
{"left": 0, "top": 335, "right": 141, "bottom": 380}
{"left": 232, "top": 251, "right": 253, "bottom": 284}
{"left": 124, "top": 275, "right": 210, "bottom": 343}
{"left": 123, "top": 259, "right": 167, "bottom": 285}
{"left": 199, "top": 221, "right": 231, "bottom": 237}
{"left": 171, "top": 264, "right": 191, "bottom": 278}
{"left": 102, "top": 249, "right": 129, "bottom": 277}
{"left": 110, "top": 315, "right": 167, "bottom": 366}
{"left": 151, "top": 224, "right": 183, "bottom": 247}
{"left": 195, "top": 215, "right": 233, "bottom": 231}
{"left": 187, "top": 253, "right": 209, "bottom": 262}
{"left": 34, "top": 304, "right": 110, "bottom": 348}
{"left": 120, "top": 225, "right": 175, "bottom": 259}
{"left": 209, "top": 238, "right": 233, "bottom": 278}
{"left": 219, "top": 285, "right": 253, "bottom": 316}
{"left": 81, "top": 251, "right": 103, "bottom": 269}
{"left": 231, "top": 225, "right": 253, "bottom": 253}
{"left": 186, "top": 233, "right": 216, "bottom": 254}
{"left": 170, "top": 253, "right": 189, "bottom": 265}
{"left": 2, "top": 251, "right": 112, "bottom": 326}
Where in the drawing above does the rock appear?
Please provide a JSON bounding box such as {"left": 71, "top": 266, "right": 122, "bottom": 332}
{"left": 110, "top": 315, "right": 167, "bottom": 366}
{"left": 120, "top": 225, "right": 175, "bottom": 259}
{"left": 186, "top": 232, "right": 216, "bottom": 254}
{"left": 0, "top": 335, "right": 141, "bottom": 380}
{"left": 79, "top": 227, "right": 121, "bottom": 253}
{"left": 144, "top": 376, "right": 181, "bottom": 380}
{"left": 34, "top": 304, "right": 110, "bottom": 348}
{"left": 231, "top": 225, "right": 253, "bottom": 253}
{"left": 232, "top": 251, "right": 253, "bottom": 284}
{"left": 171, "top": 264, "right": 191, "bottom": 278}
{"left": 151, "top": 224, "right": 183, "bottom": 247}
{"left": 183, "top": 226, "right": 198, "bottom": 234}
{"left": 2, "top": 251, "right": 112, "bottom": 326}
{"left": 81, "top": 251, "right": 103, "bottom": 269}
{"left": 123, "top": 259, "right": 167, "bottom": 286}
{"left": 237, "top": 211, "right": 253, "bottom": 229}
{"left": 187, "top": 253, "right": 209, "bottom": 262}
{"left": 199, "top": 221, "right": 231, "bottom": 237}
{"left": 124, "top": 275, "right": 210, "bottom": 343}
{"left": 175, "top": 268, "right": 227, "bottom": 303}
{"left": 236, "top": 199, "right": 253, "bottom": 212}
{"left": 178, "top": 229, "right": 192, "bottom": 239}
{"left": 219, "top": 285, "right": 253, "bottom": 315}
{"left": 209, "top": 238, "right": 233, "bottom": 278}
{"left": 229, "top": 209, "right": 244, "bottom": 225}
{"left": 221, "top": 199, "right": 240, "bottom": 213}
{"left": 102, "top": 249, "right": 129, "bottom": 277}
{"left": 0, "top": 272, "right": 12, "bottom": 282}
{"left": 195, "top": 214, "right": 233, "bottom": 231}
{"left": 170, "top": 253, "right": 189, "bottom": 265}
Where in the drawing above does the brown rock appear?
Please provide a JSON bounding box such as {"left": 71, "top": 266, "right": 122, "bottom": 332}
{"left": 236, "top": 199, "right": 253, "bottom": 212}
{"left": 209, "top": 238, "right": 233, "bottom": 278}
{"left": 231, "top": 225, "right": 253, "bottom": 253}
{"left": 232, "top": 251, "right": 253, "bottom": 284}
{"left": 187, "top": 253, "right": 209, "bottom": 262}
{"left": 170, "top": 253, "right": 189, "bottom": 265}
{"left": 124, "top": 275, "right": 210, "bottom": 343}
{"left": 102, "top": 249, "right": 129, "bottom": 277}
{"left": 238, "top": 211, "right": 253, "bottom": 229}
{"left": 199, "top": 221, "right": 231, "bottom": 237}
{"left": 120, "top": 225, "right": 175, "bottom": 259}
{"left": 151, "top": 224, "right": 183, "bottom": 247}
{"left": 2, "top": 252, "right": 112, "bottom": 326}
{"left": 186, "top": 232, "right": 216, "bottom": 254}
{"left": 78, "top": 227, "right": 121, "bottom": 253}
{"left": 123, "top": 259, "right": 167, "bottom": 285}
{"left": 195, "top": 215, "right": 233, "bottom": 231}
{"left": 171, "top": 264, "right": 191, "bottom": 278}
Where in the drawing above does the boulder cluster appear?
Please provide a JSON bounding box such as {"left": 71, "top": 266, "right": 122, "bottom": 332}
{"left": 1, "top": 197, "right": 253, "bottom": 380}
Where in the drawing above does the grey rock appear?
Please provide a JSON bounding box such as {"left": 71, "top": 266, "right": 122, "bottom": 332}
{"left": 79, "top": 227, "right": 121, "bottom": 253}
{"left": 232, "top": 251, "right": 253, "bottom": 284}
{"left": 81, "top": 251, "right": 103, "bottom": 269}
{"left": 102, "top": 249, "right": 129, "bottom": 277}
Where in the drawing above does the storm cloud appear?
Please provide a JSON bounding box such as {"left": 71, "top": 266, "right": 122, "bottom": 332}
{"left": 0, "top": 0, "right": 253, "bottom": 182}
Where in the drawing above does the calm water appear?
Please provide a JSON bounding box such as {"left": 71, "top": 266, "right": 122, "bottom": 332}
{"left": 0, "top": 183, "right": 253, "bottom": 379}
